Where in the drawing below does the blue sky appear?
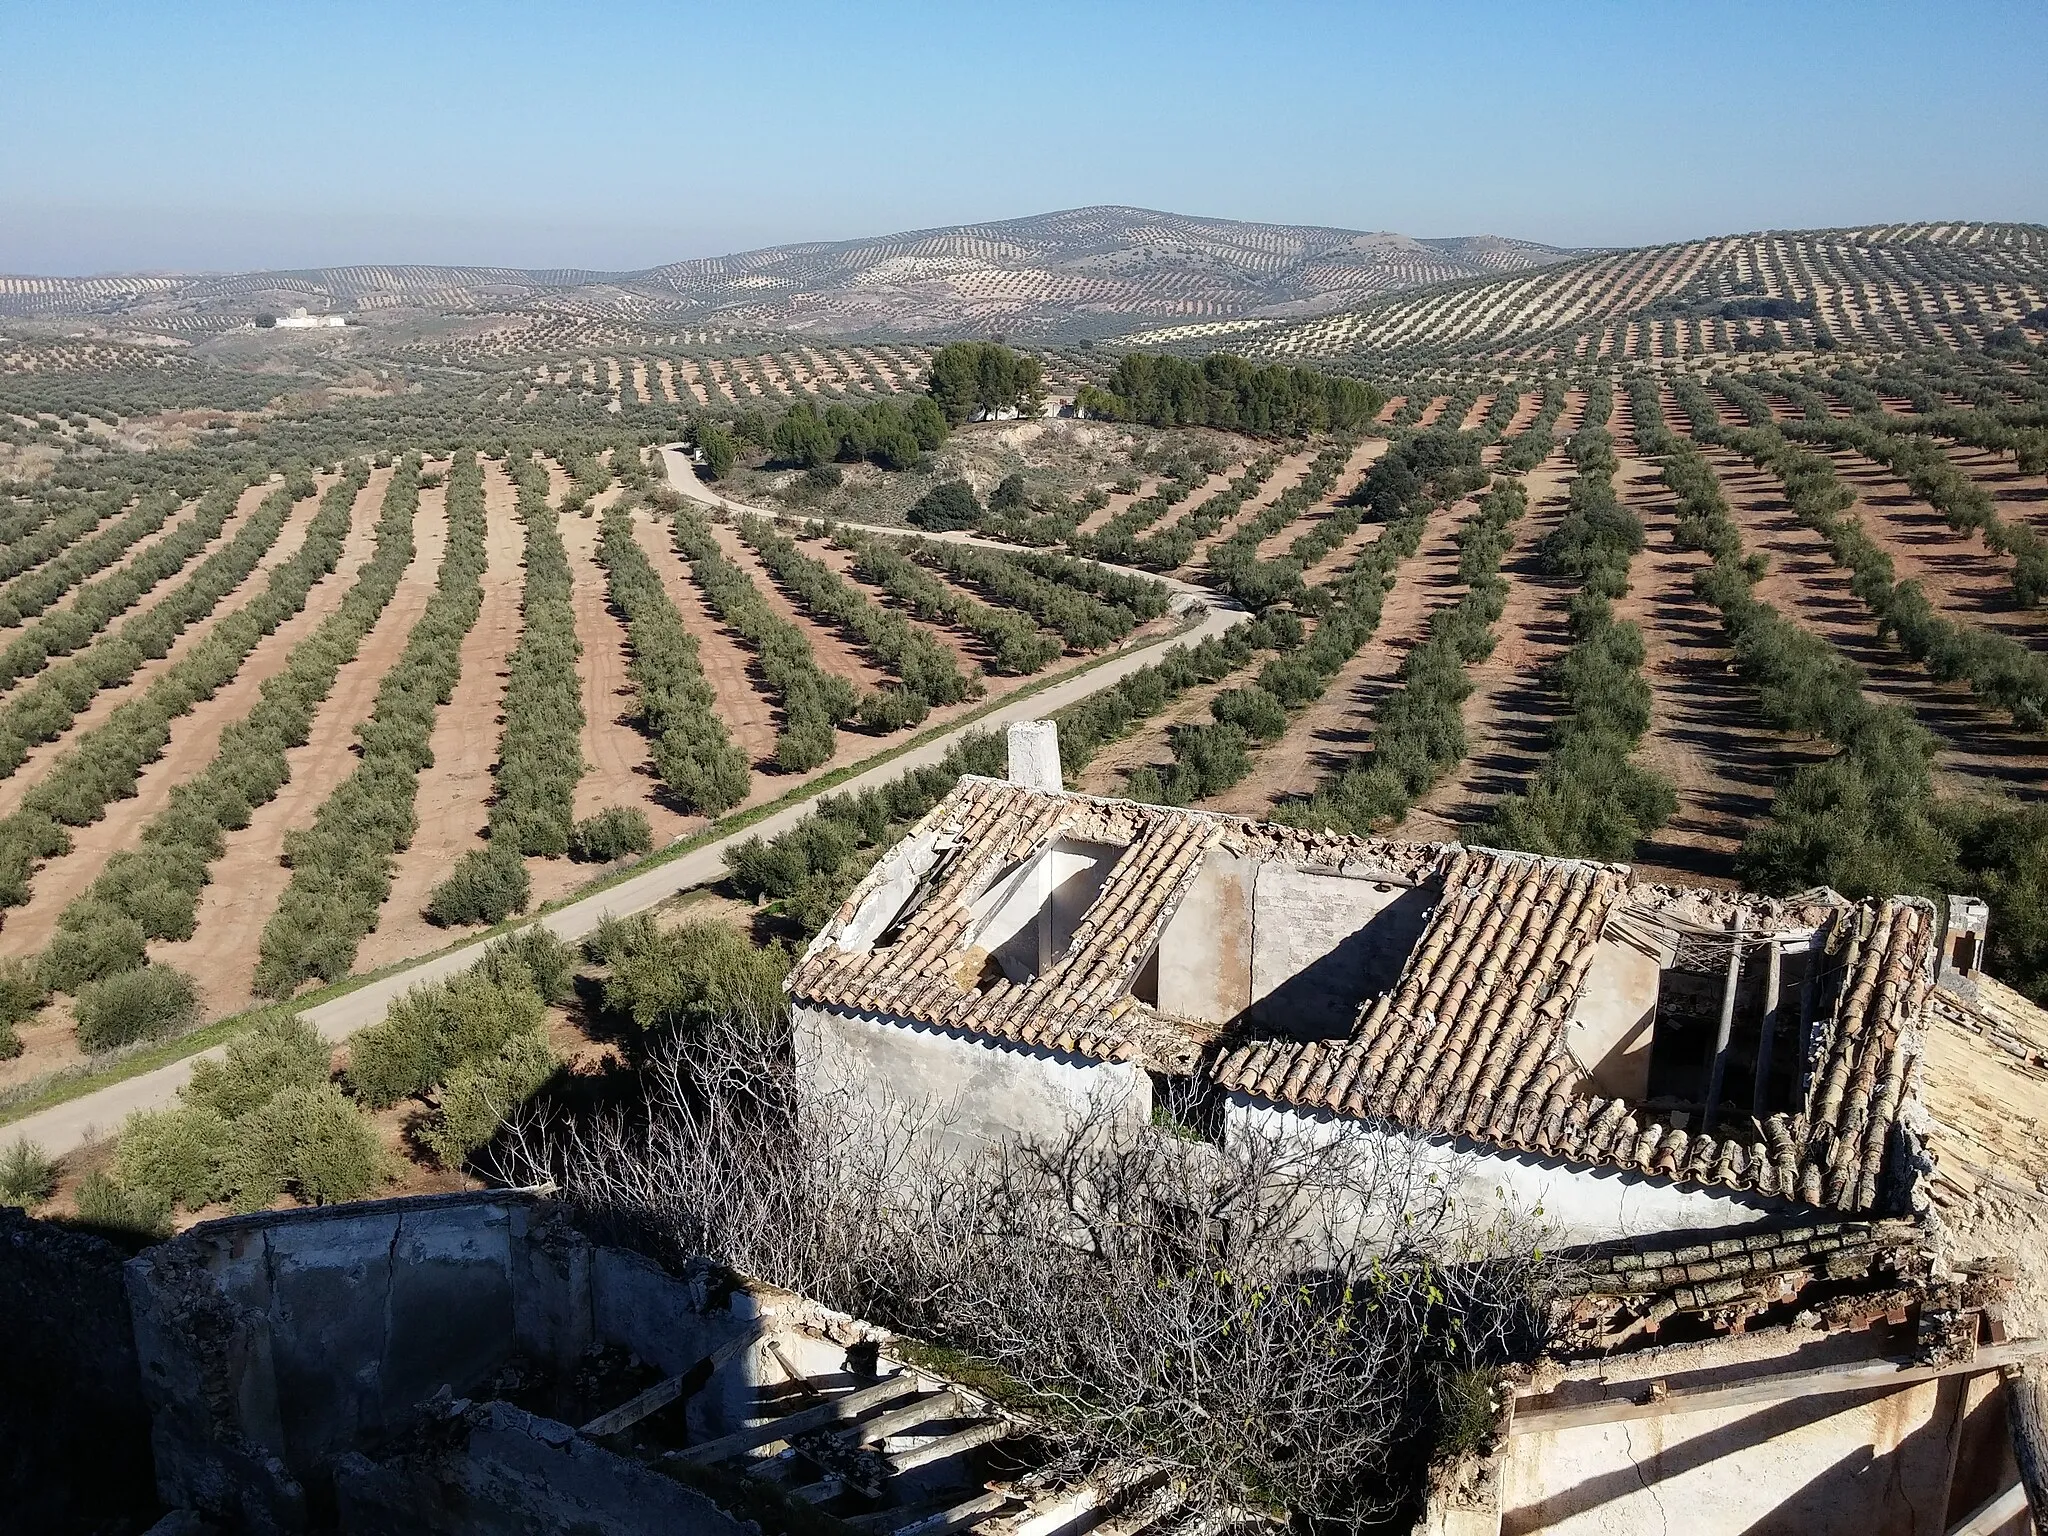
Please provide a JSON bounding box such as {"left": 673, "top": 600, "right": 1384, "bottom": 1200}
{"left": 3, "top": 0, "right": 2043, "bottom": 275}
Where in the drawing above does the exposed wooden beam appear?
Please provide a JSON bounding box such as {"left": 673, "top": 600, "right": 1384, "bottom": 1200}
{"left": 1513, "top": 1339, "right": 2048, "bottom": 1434}
{"left": 2007, "top": 1363, "right": 2048, "bottom": 1536}
{"left": 670, "top": 1371, "right": 922, "bottom": 1463}
{"left": 578, "top": 1329, "right": 753, "bottom": 1439}
{"left": 1947, "top": 1480, "right": 2028, "bottom": 1536}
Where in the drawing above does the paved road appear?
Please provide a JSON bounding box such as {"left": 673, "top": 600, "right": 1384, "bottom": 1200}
{"left": 10, "top": 455, "right": 1244, "bottom": 1158}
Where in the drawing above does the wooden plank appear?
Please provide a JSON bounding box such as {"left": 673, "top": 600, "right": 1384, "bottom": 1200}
{"left": 579, "top": 1328, "right": 753, "bottom": 1438}
{"left": 1947, "top": 1479, "right": 2028, "bottom": 1536}
{"left": 1513, "top": 1340, "right": 2048, "bottom": 1434}
{"left": 671, "top": 1371, "right": 921, "bottom": 1464}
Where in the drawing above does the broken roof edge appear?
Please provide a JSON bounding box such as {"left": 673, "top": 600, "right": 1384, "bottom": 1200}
{"left": 795, "top": 778, "right": 1878, "bottom": 984}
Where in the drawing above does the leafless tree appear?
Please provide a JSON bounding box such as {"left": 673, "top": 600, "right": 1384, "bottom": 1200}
{"left": 492, "top": 1016, "right": 1557, "bottom": 1528}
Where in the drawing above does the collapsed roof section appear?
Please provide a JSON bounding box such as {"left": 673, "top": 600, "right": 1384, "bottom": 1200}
{"left": 791, "top": 778, "right": 1944, "bottom": 1217}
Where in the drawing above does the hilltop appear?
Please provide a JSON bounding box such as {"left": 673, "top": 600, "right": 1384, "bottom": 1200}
{"left": 0, "top": 206, "right": 1575, "bottom": 343}
{"left": 1122, "top": 220, "right": 2048, "bottom": 371}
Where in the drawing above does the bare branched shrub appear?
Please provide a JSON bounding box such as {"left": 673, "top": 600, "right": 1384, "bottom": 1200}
{"left": 493, "top": 1018, "right": 1555, "bottom": 1527}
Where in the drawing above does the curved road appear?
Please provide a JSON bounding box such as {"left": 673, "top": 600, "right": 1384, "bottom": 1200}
{"left": 9, "top": 451, "right": 1244, "bottom": 1158}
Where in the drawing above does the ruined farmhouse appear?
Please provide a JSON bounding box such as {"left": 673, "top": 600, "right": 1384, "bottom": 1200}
{"left": 785, "top": 724, "right": 2048, "bottom": 1535}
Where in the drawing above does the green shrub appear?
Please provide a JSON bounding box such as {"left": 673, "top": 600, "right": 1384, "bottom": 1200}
{"left": 73, "top": 964, "right": 200, "bottom": 1052}
{"left": 72, "top": 1169, "right": 172, "bottom": 1239}
{"left": 425, "top": 842, "right": 531, "bottom": 928}
{"left": 477, "top": 925, "right": 577, "bottom": 1006}
{"left": 906, "top": 480, "right": 983, "bottom": 532}
{"left": 345, "top": 967, "right": 548, "bottom": 1108}
{"left": 183, "top": 1010, "right": 330, "bottom": 1120}
{"left": 116, "top": 1106, "right": 231, "bottom": 1210}
{"left": 570, "top": 805, "right": 655, "bottom": 863}
{"left": 0, "top": 1138, "right": 58, "bottom": 1207}
{"left": 221, "top": 1083, "right": 384, "bottom": 1211}
{"left": 597, "top": 918, "right": 791, "bottom": 1035}
{"left": 39, "top": 905, "right": 148, "bottom": 995}
{"left": 424, "top": 1029, "right": 557, "bottom": 1166}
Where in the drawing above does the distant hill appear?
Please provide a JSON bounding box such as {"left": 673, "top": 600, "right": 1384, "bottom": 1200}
{"left": 1118, "top": 221, "right": 2048, "bottom": 369}
{"left": 0, "top": 206, "right": 1578, "bottom": 341}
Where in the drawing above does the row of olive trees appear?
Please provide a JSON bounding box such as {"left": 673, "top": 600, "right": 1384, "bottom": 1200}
{"left": 427, "top": 452, "right": 585, "bottom": 926}
{"left": 255, "top": 453, "right": 491, "bottom": 995}
{"left": 49, "top": 461, "right": 423, "bottom": 1026}
{"left": 672, "top": 506, "right": 859, "bottom": 772}
{"left": 1486, "top": 384, "right": 1676, "bottom": 859}
{"left": 595, "top": 504, "right": 751, "bottom": 813}
{"left": 735, "top": 514, "right": 975, "bottom": 730}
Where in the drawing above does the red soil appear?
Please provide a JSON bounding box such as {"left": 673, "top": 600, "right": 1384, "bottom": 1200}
{"left": 356, "top": 462, "right": 529, "bottom": 974}
{"left": 0, "top": 479, "right": 318, "bottom": 817}
{"left": 0, "top": 470, "right": 384, "bottom": 966}
{"left": 155, "top": 468, "right": 441, "bottom": 1018}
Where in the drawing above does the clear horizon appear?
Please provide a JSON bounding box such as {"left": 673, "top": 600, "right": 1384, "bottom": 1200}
{"left": 3, "top": 0, "right": 2044, "bottom": 277}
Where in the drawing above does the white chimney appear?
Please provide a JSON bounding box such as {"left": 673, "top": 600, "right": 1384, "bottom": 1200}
{"left": 1006, "top": 719, "right": 1062, "bottom": 792}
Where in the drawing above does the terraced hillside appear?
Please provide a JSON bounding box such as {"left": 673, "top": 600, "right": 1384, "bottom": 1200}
{"left": 1125, "top": 222, "right": 2048, "bottom": 372}
{"left": 0, "top": 206, "right": 1573, "bottom": 342}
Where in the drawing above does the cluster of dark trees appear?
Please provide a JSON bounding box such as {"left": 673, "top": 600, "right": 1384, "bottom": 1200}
{"left": 926, "top": 342, "right": 1045, "bottom": 424}
{"left": 1077, "top": 353, "right": 1382, "bottom": 436}
{"left": 767, "top": 396, "right": 950, "bottom": 472}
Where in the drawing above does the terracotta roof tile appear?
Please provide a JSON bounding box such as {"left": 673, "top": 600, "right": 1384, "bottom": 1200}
{"left": 789, "top": 778, "right": 1940, "bottom": 1214}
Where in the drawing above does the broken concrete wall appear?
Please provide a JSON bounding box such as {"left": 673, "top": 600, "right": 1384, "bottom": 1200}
{"left": 0, "top": 1208, "right": 157, "bottom": 1533}
{"left": 127, "top": 1191, "right": 535, "bottom": 1507}
{"left": 334, "top": 1400, "right": 746, "bottom": 1536}
{"left": 1223, "top": 1099, "right": 1787, "bottom": 1250}
{"left": 1569, "top": 934, "right": 1664, "bottom": 1102}
{"left": 1156, "top": 853, "right": 1429, "bottom": 1038}
{"left": 123, "top": 1192, "right": 879, "bottom": 1530}
{"left": 793, "top": 1002, "right": 1152, "bottom": 1161}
